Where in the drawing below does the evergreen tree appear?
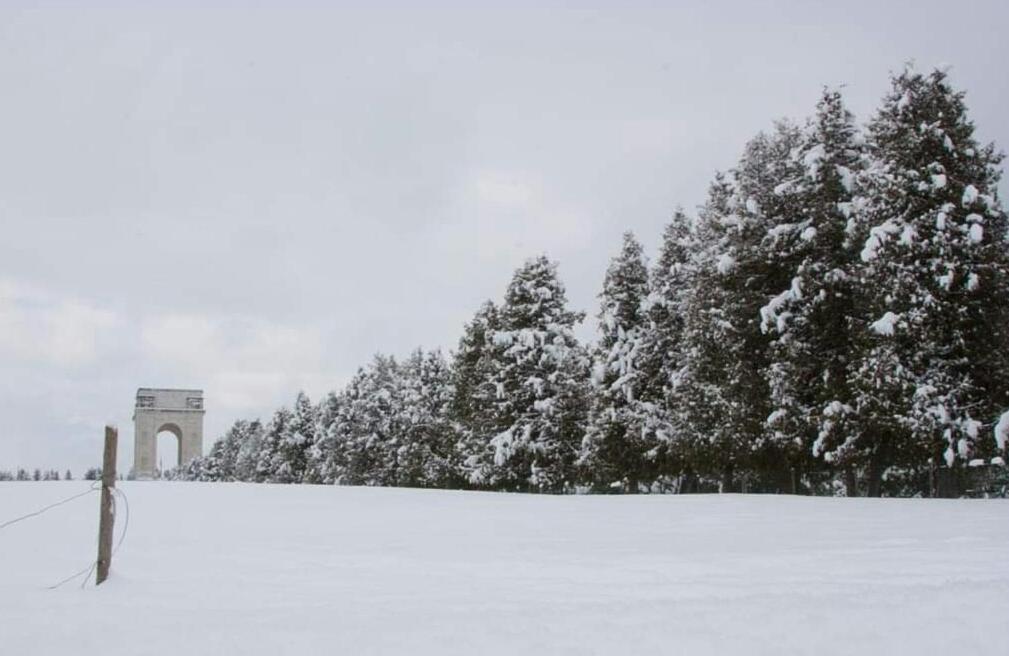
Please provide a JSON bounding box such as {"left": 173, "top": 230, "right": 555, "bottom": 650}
{"left": 319, "top": 356, "right": 401, "bottom": 486}
{"left": 395, "top": 349, "right": 460, "bottom": 488}
{"left": 450, "top": 301, "right": 501, "bottom": 465}
{"left": 269, "top": 392, "right": 316, "bottom": 483}
{"left": 305, "top": 392, "right": 341, "bottom": 484}
{"left": 674, "top": 175, "right": 748, "bottom": 490}
{"left": 677, "top": 123, "right": 805, "bottom": 491}
{"left": 580, "top": 232, "right": 654, "bottom": 491}
{"left": 232, "top": 419, "right": 265, "bottom": 481}
{"left": 462, "top": 256, "right": 587, "bottom": 491}
{"left": 847, "top": 66, "right": 1009, "bottom": 494}
{"left": 759, "top": 88, "right": 866, "bottom": 493}
{"left": 638, "top": 210, "right": 695, "bottom": 487}
{"left": 255, "top": 407, "right": 294, "bottom": 483}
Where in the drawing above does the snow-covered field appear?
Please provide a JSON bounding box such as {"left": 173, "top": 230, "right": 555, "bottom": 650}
{"left": 2, "top": 482, "right": 1007, "bottom": 655}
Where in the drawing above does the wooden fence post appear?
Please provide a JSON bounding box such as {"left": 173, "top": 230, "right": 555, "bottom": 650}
{"left": 96, "top": 425, "right": 118, "bottom": 585}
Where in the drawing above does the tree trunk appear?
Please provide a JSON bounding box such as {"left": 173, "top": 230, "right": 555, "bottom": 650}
{"left": 720, "top": 464, "right": 734, "bottom": 493}
{"left": 844, "top": 467, "right": 858, "bottom": 497}
{"left": 867, "top": 453, "right": 883, "bottom": 497}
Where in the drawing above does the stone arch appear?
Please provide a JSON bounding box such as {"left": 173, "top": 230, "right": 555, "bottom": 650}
{"left": 133, "top": 388, "right": 205, "bottom": 480}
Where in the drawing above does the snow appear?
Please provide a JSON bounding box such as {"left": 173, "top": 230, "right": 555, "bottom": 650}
{"left": 802, "top": 143, "right": 825, "bottom": 178}
{"left": 995, "top": 410, "right": 1009, "bottom": 450}
{"left": 969, "top": 224, "right": 984, "bottom": 243}
{"left": 2, "top": 483, "right": 1008, "bottom": 655}
{"left": 962, "top": 184, "right": 979, "bottom": 205}
{"left": 716, "top": 252, "right": 736, "bottom": 275}
{"left": 896, "top": 90, "right": 912, "bottom": 111}
{"left": 835, "top": 165, "right": 854, "bottom": 192}
{"left": 870, "top": 311, "right": 899, "bottom": 336}
{"left": 860, "top": 220, "right": 900, "bottom": 261}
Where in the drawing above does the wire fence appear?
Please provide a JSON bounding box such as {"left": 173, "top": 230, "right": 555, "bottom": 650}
{"left": 0, "top": 482, "right": 130, "bottom": 589}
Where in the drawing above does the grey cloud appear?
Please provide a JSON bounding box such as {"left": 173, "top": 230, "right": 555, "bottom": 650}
{"left": 1, "top": 2, "right": 1007, "bottom": 472}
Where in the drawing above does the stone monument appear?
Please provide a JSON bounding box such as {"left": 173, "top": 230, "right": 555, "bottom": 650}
{"left": 133, "top": 388, "right": 205, "bottom": 479}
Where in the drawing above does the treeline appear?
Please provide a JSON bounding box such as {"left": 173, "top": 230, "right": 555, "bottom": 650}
{"left": 0, "top": 469, "right": 74, "bottom": 481}
{"left": 180, "top": 67, "right": 1009, "bottom": 496}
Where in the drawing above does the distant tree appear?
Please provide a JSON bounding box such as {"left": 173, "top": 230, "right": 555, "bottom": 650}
{"left": 396, "top": 349, "right": 460, "bottom": 488}
{"left": 266, "top": 391, "right": 316, "bottom": 484}
{"left": 450, "top": 301, "right": 502, "bottom": 470}
{"left": 65, "top": 469, "right": 72, "bottom": 481}
{"left": 305, "top": 392, "right": 342, "bottom": 484}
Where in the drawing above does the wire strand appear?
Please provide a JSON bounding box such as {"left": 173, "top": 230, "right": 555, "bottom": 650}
{"left": 0, "top": 483, "right": 99, "bottom": 531}
{"left": 112, "top": 486, "right": 130, "bottom": 555}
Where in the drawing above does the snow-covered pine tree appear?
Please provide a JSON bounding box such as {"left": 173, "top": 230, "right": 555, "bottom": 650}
{"left": 319, "top": 355, "right": 402, "bottom": 486}
{"left": 232, "top": 419, "right": 265, "bottom": 481}
{"left": 268, "top": 392, "right": 316, "bottom": 483}
{"left": 847, "top": 66, "right": 1009, "bottom": 494}
{"left": 463, "top": 256, "right": 587, "bottom": 492}
{"left": 638, "top": 210, "right": 695, "bottom": 487}
{"left": 304, "top": 391, "right": 341, "bottom": 484}
{"left": 759, "top": 88, "right": 866, "bottom": 494}
{"left": 395, "top": 349, "right": 460, "bottom": 488}
{"left": 216, "top": 420, "right": 253, "bottom": 481}
{"left": 579, "top": 232, "right": 655, "bottom": 492}
{"left": 450, "top": 301, "right": 501, "bottom": 472}
{"left": 674, "top": 176, "right": 748, "bottom": 490}
{"left": 677, "top": 122, "right": 805, "bottom": 492}
{"left": 314, "top": 383, "right": 357, "bottom": 485}
{"left": 256, "top": 406, "right": 295, "bottom": 483}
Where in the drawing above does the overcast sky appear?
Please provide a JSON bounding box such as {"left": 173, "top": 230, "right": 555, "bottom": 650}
{"left": 2, "top": 1, "right": 1007, "bottom": 474}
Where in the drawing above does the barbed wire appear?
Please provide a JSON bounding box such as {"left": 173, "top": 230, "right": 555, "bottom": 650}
{"left": 0, "top": 483, "right": 99, "bottom": 531}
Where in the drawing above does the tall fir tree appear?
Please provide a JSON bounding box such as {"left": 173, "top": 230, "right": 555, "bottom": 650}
{"left": 759, "top": 88, "right": 866, "bottom": 493}
{"left": 847, "top": 66, "right": 1009, "bottom": 494}
{"left": 305, "top": 391, "right": 342, "bottom": 484}
{"left": 461, "top": 256, "right": 587, "bottom": 491}
{"left": 450, "top": 301, "right": 501, "bottom": 475}
{"left": 257, "top": 406, "right": 295, "bottom": 483}
{"left": 269, "top": 391, "right": 316, "bottom": 483}
{"left": 580, "top": 232, "right": 654, "bottom": 491}
{"left": 677, "top": 122, "right": 805, "bottom": 491}
{"left": 396, "top": 349, "right": 460, "bottom": 488}
{"left": 638, "top": 210, "right": 695, "bottom": 487}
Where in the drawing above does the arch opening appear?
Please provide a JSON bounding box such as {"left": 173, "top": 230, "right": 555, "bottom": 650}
{"left": 155, "top": 423, "right": 183, "bottom": 478}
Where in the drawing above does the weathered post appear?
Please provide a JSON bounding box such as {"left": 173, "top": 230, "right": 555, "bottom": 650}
{"left": 96, "top": 425, "right": 118, "bottom": 585}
